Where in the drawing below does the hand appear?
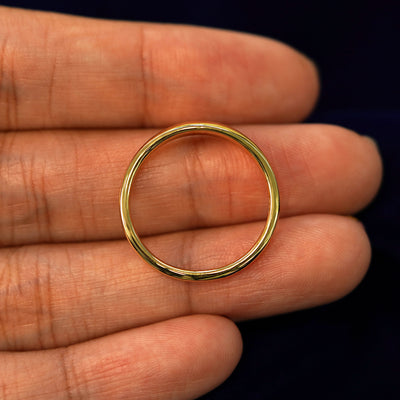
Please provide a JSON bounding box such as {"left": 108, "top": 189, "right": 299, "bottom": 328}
{"left": 0, "top": 6, "right": 382, "bottom": 399}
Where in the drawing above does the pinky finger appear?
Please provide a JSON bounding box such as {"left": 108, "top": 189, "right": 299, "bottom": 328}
{"left": 0, "top": 315, "right": 242, "bottom": 400}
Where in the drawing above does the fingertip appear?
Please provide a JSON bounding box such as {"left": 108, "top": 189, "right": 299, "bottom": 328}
{"left": 339, "top": 216, "right": 372, "bottom": 295}
{"left": 241, "top": 35, "right": 321, "bottom": 123}
{"left": 101, "top": 314, "right": 243, "bottom": 400}
{"left": 164, "top": 314, "right": 243, "bottom": 396}
{"left": 211, "top": 214, "right": 374, "bottom": 320}
{"left": 276, "top": 44, "right": 321, "bottom": 122}
{"left": 361, "top": 135, "right": 384, "bottom": 203}
{"left": 197, "top": 314, "right": 243, "bottom": 371}
{"left": 298, "top": 55, "right": 321, "bottom": 120}
{"left": 332, "top": 126, "right": 383, "bottom": 212}
{"left": 311, "top": 215, "right": 372, "bottom": 302}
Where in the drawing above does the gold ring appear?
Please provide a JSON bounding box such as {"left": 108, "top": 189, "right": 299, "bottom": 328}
{"left": 120, "top": 122, "right": 279, "bottom": 280}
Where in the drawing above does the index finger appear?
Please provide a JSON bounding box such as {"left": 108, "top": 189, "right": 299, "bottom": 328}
{"left": 0, "top": 6, "right": 319, "bottom": 130}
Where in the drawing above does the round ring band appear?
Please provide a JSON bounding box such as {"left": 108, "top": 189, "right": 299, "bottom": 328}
{"left": 120, "top": 123, "right": 280, "bottom": 281}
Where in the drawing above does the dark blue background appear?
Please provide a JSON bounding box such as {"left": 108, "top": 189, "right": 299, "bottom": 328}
{"left": 1, "top": 1, "right": 398, "bottom": 398}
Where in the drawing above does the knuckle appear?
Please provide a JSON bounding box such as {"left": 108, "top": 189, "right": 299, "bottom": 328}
{"left": 0, "top": 35, "right": 19, "bottom": 130}
{"left": 182, "top": 137, "right": 208, "bottom": 227}
{"left": 0, "top": 247, "right": 57, "bottom": 350}
{"left": 59, "top": 347, "right": 85, "bottom": 400}
{"left": 0, "top": 133, "right": 52, "bottom": 246}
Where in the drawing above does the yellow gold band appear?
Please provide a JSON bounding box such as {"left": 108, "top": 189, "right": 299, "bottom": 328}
{"left": 120, "top": 123, "right": 279, "bottom": 280}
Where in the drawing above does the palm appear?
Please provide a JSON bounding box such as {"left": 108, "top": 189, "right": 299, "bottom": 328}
{"left": 0, "top": 6, "right": 381, "bottom": 399}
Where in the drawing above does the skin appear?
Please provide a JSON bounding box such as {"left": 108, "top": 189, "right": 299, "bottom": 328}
{"left": 0, "top": 5, "right": 382, "bottom": 400}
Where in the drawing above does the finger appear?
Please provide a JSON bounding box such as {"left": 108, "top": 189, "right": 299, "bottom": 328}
{"left": 0, "top": 214, "right": 370, "bottom": 350}
{"left": 0, "top": 6, "right": 318, "bottom": 131}
{"left": 0, "top": 315, "right": 241, "bottom": 400}
{"left": 0, "top": 124, "right": 382, "bottom": 246}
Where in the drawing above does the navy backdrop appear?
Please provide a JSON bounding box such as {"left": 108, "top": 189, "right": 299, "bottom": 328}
{"left": 1, "top": 0, "right": 399, "bottom": 398}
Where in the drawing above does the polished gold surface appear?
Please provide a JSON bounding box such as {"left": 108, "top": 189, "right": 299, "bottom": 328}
{"left": 120, "top": 123, "right": 279, "bottom": 280}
